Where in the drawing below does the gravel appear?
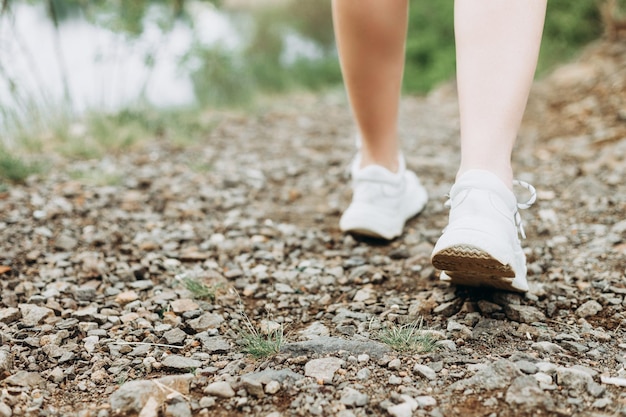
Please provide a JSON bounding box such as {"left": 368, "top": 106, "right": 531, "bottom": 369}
{"left": 0, "top": 40, "right": 625, "bottom": 417}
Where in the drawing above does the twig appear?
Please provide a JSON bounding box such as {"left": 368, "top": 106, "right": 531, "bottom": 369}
{"left": 153, "top": 379, "right": 191, "bottom": 401}
{"left": 109, "top": 341, "right": 184, "bottom": 349}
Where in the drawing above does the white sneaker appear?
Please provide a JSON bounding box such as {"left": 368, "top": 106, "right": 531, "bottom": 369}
{"left": 339, "top": 154, "right": 428, "bottom": 240}
{"left": 431, "top": 170, "right": 536, "bottom": 292}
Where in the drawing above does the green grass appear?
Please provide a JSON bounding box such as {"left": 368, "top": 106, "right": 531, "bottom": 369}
{"left": 377, "top": 319, "right": 437, "bottom": 353}
{"left": 181, "top": 276, "right": 218, "bottom": 301}
{"left": 0, "top": 150, "right": 40, "bottom": 182}
{"left": 240, "top": 325, "right": 284, "bottom": 359}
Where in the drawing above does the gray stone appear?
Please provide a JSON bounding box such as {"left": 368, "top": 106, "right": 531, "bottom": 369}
{"left": 477, "top": 300, "right": 502, "bottom": 314}
{"left": 163, "top": 328, "right": 188, "bottom": 345}
{"left": 386, "top": 395, "right": 418, "bottom": 417}
{"left": 264, "top": 380, "right": 281, "bottom": 394}
{"left": 0, "top": 350, "right": 12, "bottom": 377}
{"left": 433, "top": 300, "right": 461, "bottom": 317}
{"left": 0, "top": 402, "right": 11, "bottom": 417}
{"left": 241, "top": 368, "right": 303, "bottom": 385}
{"left": 304, "top": 357, "right": 344, "bottom": 384}
{"left": 281, "top": 337, "right": 390, "bottom": 359}
{"left": 4, "top": 371, "right": 46, "bottom": 388}
{"left": 187, "top": 313, "right": 224, "bottom": 332}
{"left": 449, "top": 360, "right": 521, "bottom": 392}
{"left": 164, "top": 399, "right": 192, "bottom": 417}
{"left": 531, "top": 341, "right": 564, "bottom": 354}
{"left": 55, "top": 234, "right": 78, "bottom": 251}
{"left": 0, "top": 308, "right": 20, "bottom": 324}
{"left": 18, "top": 304, "right": 54, "bottom": 326}
{"left": 504, "top": 305, "right": 545, "bottom": 323}
{"left": 242, "top": 378, "right": 264, "bottom": 398}
{"left": 592, "top": 398, "right": 612, "bottom": 409}
{"left": 340, "top": 387, "right": 368, "bottom": 407}
{"left": 110, "top": 375, "right": 193, "bottom": 414}
{"left": 415, "top": 396, "right": 437, "bottom": 408}
{"left": 575, "top": 300, "right": 602, "bottom": 318}
{"left": 298, "top": 321, "right": 330, "bottom": 340}
{"left": 556, "top": 367, "right": 594, "bottom": 391}
{"left": 515, "top": 360, "right": 538, "bottom": 374}
{"left": 196, "top": 334, "right": 231, "bottom": 353}
{"left": 388, "top": 359, "right": 402, "bottom": 370}
{"left": 161, "top": 355, "right": 202, "bottom": 371}
{"left": 356, "top": 368, "right": 371, "bottom": 380}
{"left": 505, "top": 376, "right": 554, "bottom": 410}
{"left": 204, "top": 381, "right": 235, "bottom": 398}
{"left": 413, "top": 364, "right": 437, "bottom": 380}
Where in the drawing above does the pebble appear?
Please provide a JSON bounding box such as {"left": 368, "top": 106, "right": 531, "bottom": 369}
{"left": 18, "top": 304, "right": 54, "bottom": 326}
{"left": 164, "top": 399, "right": 192, "bottom": 417}
{"left": 0, "top": 350, "right": 12, "bottom": 376}
{"left": 413, "top": 364, "right": 437, "bottom": 381}
{"left": 304, "top": 357, "right": 344, "bottom": 384}
{"left": 265, "top": 381, "right": 281, "bottom": 394}
{"left": 532, "top": 341, "right": 564, "bottom": 354}
{"left": 387, "top": 395, "right": 418, "bottom": 417}
{"left": 504, "top": 305, "right": 546, "bottom": 324}
{"left": 161, "top": 355, "right": 202, "bottom": 371}
{"left": 163, "top": 328, "right": 188, "bottom": 345}
{"left": 110, "top": 375, "right": 192, "bottom": 414}
{"left": 170, "top": 299, "right": 199, "bottom": 314}
{"left": 340, "top": 387, "right": 368, "bottom": 407}
{"left": 0, "top": 403, "right": 9, "bottom": 417}
{"left": 505, "top": 375, "right": 554, "bottom": 410}
{"left": 575, "top": 300, "right": 603, "bottom": 318}
{"left": 0, "top": 308, "right": 21, "bottom": 324}
{"left": 388, "top": 359, "right": 402, "bottom": 370}
{"left": 204, "top": 381, "right": 235, "bottom": 398}
{"left": 556, "top": 367, "right": 593, "bottom": 391}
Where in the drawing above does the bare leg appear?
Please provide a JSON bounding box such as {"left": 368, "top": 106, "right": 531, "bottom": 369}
{"left": 455, "top": 0, "right": 546, "bottom": 187}
{"left": 332, "top": 0, "right": 408, "bottom": 172}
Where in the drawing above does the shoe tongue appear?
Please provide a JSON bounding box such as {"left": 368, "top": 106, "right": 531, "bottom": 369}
{"left": 353, "top": 165, "right": 403, "bottom": 182}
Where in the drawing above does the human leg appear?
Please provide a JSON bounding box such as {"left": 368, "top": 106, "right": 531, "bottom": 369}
{"left": 334, "top": 0, "right": 428, "bottom": 240}
{"left": 331, "top": 0, "right": 408, "bottom": 172}
{"left": 431, "top": 0, "right": 546, "bottom": 292}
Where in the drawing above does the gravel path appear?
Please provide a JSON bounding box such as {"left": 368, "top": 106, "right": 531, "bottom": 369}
{"left": 1, "top": 41, "right": 625, "bottom": 417}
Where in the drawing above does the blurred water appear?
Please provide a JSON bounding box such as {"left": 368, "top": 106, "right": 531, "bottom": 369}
{"left": 0, "top": 2, "right": 241, "bottom": 113}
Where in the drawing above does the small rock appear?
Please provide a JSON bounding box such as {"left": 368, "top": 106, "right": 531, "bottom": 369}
{"left": 388, "top": 359, "right": 401, "bottom": 370}
{"left": 196, "top": 335, "right": 231, "bottom": 353}
{"left": 115, "top": 291, "right": 139, "bottom": 305}
{"left": 304, "top": 357, "right": 344, "bottom": 384}
{"left": 204, "top": 381, "right": 235, "bottom": 398}
{"left": 0, "top": 402, "right": 11, "bottom": 417}
{"left": 477, "top": 300, "right": 503, "bottom": 314}
{"left": 4, "top": 371, "right": 46, "bottom": 388}
{"left": 387, "top": 396, "right": 418, "bottom": 417}
{"left": 111, "top": 375, "right": 193, "bottom": 414}
{"left": 18, "top": 304, "right": 54, "bottom": 326}
{"left": 163, "top": 328, "right": 188, "bottom": 345}
{"left": 531, "top": 341, "right": 564, "bottom": 354}
{"left": 433, "top": 300, "right": 461, "bottom": 317}
{"left": 0, "top": 350, "right": 12, "bottom": 377}
{"left": 575, "top": 300, "right": 602, "bottom": 318}
{"left": 265, "top": 380, "right": 281, "bottom": 394}
{"left": 0, "top": 308, "right": 21, "bottom": 324}
{"left": 515, "top": 360, "right": 538, "bottom": 375}
{"left": 138, "top": 397, "right": 159, "bottom": 417}
{"left": 170, "top": 299, "right": 199, "bottom": 314}
{"left": 592, "top": 398, "right": 612, "bottom": 409}
{"left": 281, "top": 337, "right": 390, "bottom": 359}
{"left": 242, "top": 378, "right": 265, "bottom": 399}
{"left": 164, "top": 399, "right": 192, "bottom": 417}
{"left": 299, "top": 322, "right": 330, "bottom": 340}
{"left": 340, "top": 387, "right": 368, "bottom": 407}
{"left": 415, "top": 396, "right": 437, "bottom": 408}
{"left": 55, "top": 234, "right": 78, "bottom": 251}
{"left": 504, "top": 305, "right": 545, "bottom": 323}
{"left": 413, "top": 364, "right": 437, "bottom": 380}
{"left": 505, "top": 375, "right": 554, "bottom": 410}
{"left": 161, "top": 355, "right": 202, "bottom": 371}
{"left": 187, "top": 313, "right": 223, "bottom": 332}
{"left": 449, "top": 360, "right": 521, "bottom": 392}
{"left": 556, "top": 367, "right": 593, "bottom": 391}
{"left": 356, "top": 368, "right": 371, "bottom": 380}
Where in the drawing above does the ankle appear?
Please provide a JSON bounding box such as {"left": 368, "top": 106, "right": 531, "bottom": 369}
{"left": 456, "top": 166, "right": 513, "bottom": 190}
{"left": 359, "top": 149, "right": 400, "bottom": 173}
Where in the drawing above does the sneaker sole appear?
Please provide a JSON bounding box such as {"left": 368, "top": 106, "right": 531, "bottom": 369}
{"left": 431, "top": 244, "right": 523, "bottom": 292}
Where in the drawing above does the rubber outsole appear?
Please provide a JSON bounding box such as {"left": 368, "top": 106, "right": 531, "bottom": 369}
{"left": 431, "top": 244, "right": 524, "bottom": 292}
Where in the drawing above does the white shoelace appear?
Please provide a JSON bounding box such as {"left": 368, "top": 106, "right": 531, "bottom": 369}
{"left": 513, "top": 179, "right": 537, "bottom": 239}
